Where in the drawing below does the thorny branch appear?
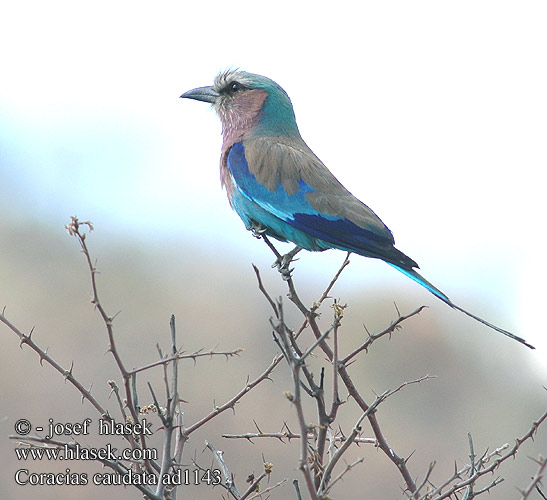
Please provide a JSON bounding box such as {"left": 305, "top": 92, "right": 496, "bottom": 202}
{"left": 256, "top": 234, "right": 546, "bottom": 500}
{"left": 413, "top": 409, "right": 547, "bottom": 500}
{"left": 3, "top": 217, "right": 278, "bottom": 500}
{"left": 1, "top": 218, "right": 545, "bottom": 500}
{"left": 519, "top": 454, "right": 546, "bottom": 500}
{"left": 65, "top": 217, "right": 152, "bottom": 467}
{"left": 128, "top": 347, "right": 244, "bottom": 376}
{"left": 0, "top": 307, "right": 108, "bottom": 417}
{"left": 258, "top": 234, "right": 428, "bottom": 496}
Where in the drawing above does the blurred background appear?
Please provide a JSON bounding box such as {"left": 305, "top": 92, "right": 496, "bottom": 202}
{"left": 1, "top": 1, "right": 545, "bottom": 499}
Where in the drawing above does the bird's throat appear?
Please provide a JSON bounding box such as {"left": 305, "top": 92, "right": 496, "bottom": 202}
{"left": 218, "top": 89, "right": 269, "bottom": 149}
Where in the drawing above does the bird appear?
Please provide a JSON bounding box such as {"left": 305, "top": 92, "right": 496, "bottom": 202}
{"left": 180, "top": 69, "right": 534, "bottom": 349}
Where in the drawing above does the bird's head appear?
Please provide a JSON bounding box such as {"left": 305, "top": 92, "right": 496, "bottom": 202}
{"left": 181, "top": 69, "right": 301, "bottom": 143}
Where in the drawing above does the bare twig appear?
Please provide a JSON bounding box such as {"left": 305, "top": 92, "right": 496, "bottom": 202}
{"left": 253, "top": 264, "right": 279, "bottom": 316}
{"left": 128, "top": 347, "right": 244, "bottom": 376}
{"left": 239, "top": 471, "right": 267, "bottom": 500}
{"left": 0, "top": 308, "right": 108, "bottom": 418}
{"left": 270, "top": 298, "right": 319, "bottom": 500}
{"left": 184, "top": 354, "right": 283, "bottom": 436}
{"left": 205, "top": 441, "right": 242, "bottom": 499}
{"left": 247, "top": 477, "right": 288, "bottom": 499}
{"left": 154, "top": 315, "right": 180, "bottom": 498}
{"left": 518, "top": 455, "right": 547, "bottom": 500}
{"left": 323, "top": 457, "right": 365, "bottom": 495}
{"left": 66, "top": 219, "right": 137, "bottom": 416}
{"left": 419, "top": 409, "right": 547, "bottom": 500}
{"left": 311, "top": 253, "right": 351, "bottom": 313}
{"left": 342, "top": 305, "right": 426, "bottom": 364}
{"left": 222, "top": 430, "right": 375, "bottom": 445}
{"left": 319, "top": 376, "right": 433, "bottom": 495}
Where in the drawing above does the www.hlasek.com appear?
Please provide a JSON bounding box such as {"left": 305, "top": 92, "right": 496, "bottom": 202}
{"left": 13, "top": 417, "right": 221, "bottom": 487}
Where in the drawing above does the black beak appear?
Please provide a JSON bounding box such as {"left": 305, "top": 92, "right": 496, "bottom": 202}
{"left": 180, "top": 85, "right": 219, "bottom": 103}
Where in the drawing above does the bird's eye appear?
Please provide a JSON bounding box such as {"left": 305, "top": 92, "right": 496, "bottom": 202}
{"left": 220, "top": 81, "right": 247, "bottom": 96}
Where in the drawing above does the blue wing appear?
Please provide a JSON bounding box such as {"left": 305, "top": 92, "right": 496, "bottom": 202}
{"left": 226, "top": 141, "right": 414, "bottom": 267}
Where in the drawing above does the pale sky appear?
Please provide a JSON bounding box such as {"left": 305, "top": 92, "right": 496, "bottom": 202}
{"left": 1, "top": 1, "right": 546, "bottom": 358}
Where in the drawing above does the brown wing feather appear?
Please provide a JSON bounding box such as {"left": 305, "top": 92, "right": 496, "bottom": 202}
{"left": 243, "top": 136, "right": 394, "bottom": 244}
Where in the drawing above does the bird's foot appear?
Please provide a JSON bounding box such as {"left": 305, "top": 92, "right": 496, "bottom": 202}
{"left": 250, "top": 222, "right": 267, "bottom": 239}
{"left": 272, "top": 246, "right": 302, "bottom": 281}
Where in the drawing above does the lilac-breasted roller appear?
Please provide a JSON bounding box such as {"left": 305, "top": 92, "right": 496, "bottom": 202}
{"left": 181, "top": 69, "right": 533, "bottom": 349}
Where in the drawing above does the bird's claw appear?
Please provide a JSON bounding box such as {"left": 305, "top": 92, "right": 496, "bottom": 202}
{"left": 272, "top": 259, "right": 295, "bottom": 280}
{"left": 250, "top": 222, "right": 267, "bottom": 239}
{"left": 272, "top": 247, "right": 301, "bottom": 280}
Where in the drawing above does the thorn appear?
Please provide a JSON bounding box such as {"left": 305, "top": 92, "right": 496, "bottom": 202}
{"left": 63, "top": 361, "right": 75, "bottom": 379}
{"left": 404, "top": 449, "right": 416, "bottom": 464}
